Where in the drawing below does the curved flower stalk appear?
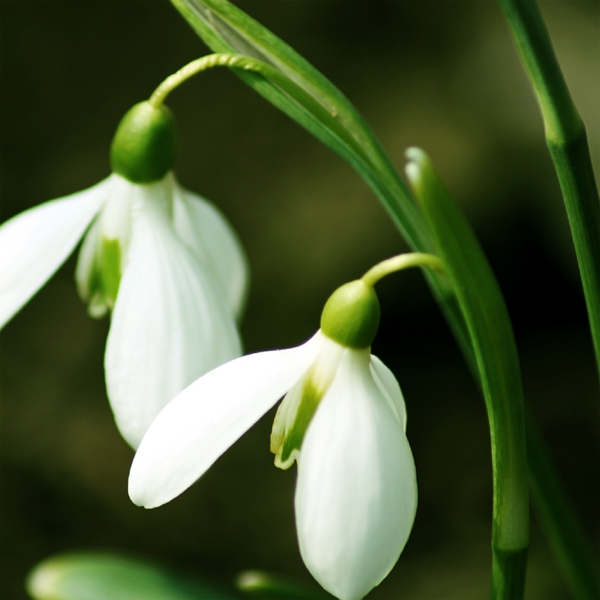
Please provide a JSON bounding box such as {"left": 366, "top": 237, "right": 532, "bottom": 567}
{"left": 0, "top": 101, "right": 248, "bottom": 448}
{"left": 128, "top": 264, "right": 439, "bottom": 600}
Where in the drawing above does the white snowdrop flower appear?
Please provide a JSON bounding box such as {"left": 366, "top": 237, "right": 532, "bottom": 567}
{"left": 0, "top": 101, "right": 248, "bottom": 448}
{"left": 129, "top": 279, "right": 417, "bottom": 600}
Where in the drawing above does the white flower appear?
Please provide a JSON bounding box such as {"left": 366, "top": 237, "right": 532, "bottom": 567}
{"left": 128, "top": 329, "right": 417, "bottom": 600}
{"left": 0, "top": 170, "right": 248, "bottom": 448}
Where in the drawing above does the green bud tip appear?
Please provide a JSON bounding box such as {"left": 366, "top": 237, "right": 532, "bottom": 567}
{"left": 110, "top": 101, "right": 176, "bottom": 184}
{"left": 320, "top": 280, "right": 380, "bottom": 349}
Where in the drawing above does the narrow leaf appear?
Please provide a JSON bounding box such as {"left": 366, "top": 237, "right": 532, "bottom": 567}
{"left": 170, "top": 0, "right": 430, "bottom": 254}
{"left": 168, "top": 0, "right": 476, "bottom": 381}
{"left": 406, "top": 148, "right": 529, "bottom": 600}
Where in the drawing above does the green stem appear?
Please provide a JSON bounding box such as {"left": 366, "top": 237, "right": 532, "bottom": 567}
{"left": 495, "top": 3, "right": 600, "bottom": 597}
{"left": 496, "top": 0, "right": 600, "bottom": 378}
{"left": 149, "top": 53, "right": 312, "bottom": 108}
{"left": 547, "top": 136, "right": 600, "bottom": 373}
{"left": 361, "top": 252, "right": 444, "bottom": 287}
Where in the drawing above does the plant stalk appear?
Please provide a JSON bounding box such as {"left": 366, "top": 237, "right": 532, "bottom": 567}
{"left": 496, "top": 0, "right": 600, "bottom": 377}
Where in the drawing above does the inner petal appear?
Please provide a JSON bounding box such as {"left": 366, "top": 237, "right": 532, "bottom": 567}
{"left": 270, "top": 332, "right": 345, "bottom": 469}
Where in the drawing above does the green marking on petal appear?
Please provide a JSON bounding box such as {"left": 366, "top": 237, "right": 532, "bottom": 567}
{"left": 275, "top": 377, "right": 321, "bottom": 469}
{"left": 76, "top": 236, "right": 122, "bottom": 317}
{"left": 100, "top": 238, "right": 122, "bottom": 308}
{"left": 271, "top": 336, "right": 344, "bottom": 470}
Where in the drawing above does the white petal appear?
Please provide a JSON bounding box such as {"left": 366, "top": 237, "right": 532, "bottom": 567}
{"left": 370, "top": 355, "right": 407, "bottom": 431}
{"left": 129, "top": 334, "right": 321, "bottom": 509}
{"left": 295, "top": 351, "right": 417, "bottom": 600}
{"left": 105, "top": 183, "right": 243, "bottom": 449}
{"left": 0, "top": 178, "right": 109, "bottom": 328}
{"left": 173, "top": 181, "right": 249, "bottom": 320}
{"left": 75, "top": 216, "right": 101, "bottom": 301}
{"left": 74, "top": 217, "right": 108, "bottom": 317}
{"left": 96, "top": 173, "right": 135, "bottom": 245}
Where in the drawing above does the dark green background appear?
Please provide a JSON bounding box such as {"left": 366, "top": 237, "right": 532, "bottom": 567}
{"left": 1, "top": 1, "right": 598, "bottom": 598}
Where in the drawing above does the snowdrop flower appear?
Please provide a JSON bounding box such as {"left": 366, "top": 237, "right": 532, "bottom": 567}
{"left": 0, "top": 101, "right": 248, "bottom": 448}
{"left": 129, "top": 277, "right": 418, "bottom": 600}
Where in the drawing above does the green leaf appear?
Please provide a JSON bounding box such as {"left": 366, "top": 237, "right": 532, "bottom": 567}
{"left": 26, "top": 552, "right": 236, "bottom": 600}
{"left": 169, "top": 0, "right": 474, "bottom": 368}
{"left": 169, "top": 0, "right": 430, "bottom": 255}
{"left": 170, "top": 0, "right": 477, "bottom": 388}
{"left": 406, "top": 148, "right": 529, "bottom": 599}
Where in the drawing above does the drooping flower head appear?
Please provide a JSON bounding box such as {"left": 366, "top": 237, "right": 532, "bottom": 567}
{"left": 129, "top": 270, "right": 422, "bottom": 600}
{"left": 0, "top": 100, "right": 249, "bottom": 448}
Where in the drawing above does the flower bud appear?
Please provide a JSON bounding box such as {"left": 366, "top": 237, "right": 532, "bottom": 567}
{"left": 110, "top": 101, "right": 176, "bottom": 184}
{"left": 320, "top": 280, "right": 380, "bottom": 349}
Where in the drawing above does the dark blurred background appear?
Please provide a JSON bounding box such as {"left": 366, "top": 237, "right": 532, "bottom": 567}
{"left": 1, "top": 1, "right": 598, "bottom": 598}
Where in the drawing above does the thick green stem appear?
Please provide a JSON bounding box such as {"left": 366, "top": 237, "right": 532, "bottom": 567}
{"left": 496, "top": 2, "right": 600, "bottom": 597}
{"left": 496, "top": 0, "right": 600, "bottom": 377}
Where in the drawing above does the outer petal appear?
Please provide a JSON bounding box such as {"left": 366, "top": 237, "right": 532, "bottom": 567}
{"left": 129, "top": 334, "right": 321, "bottom": 509}
{"left": 105, "top": 183, "right": 242, "bottom": 449}
{"left": 0, "top": 178, "right": 109, "bottom": 327}
{"left": 295, "top": 351, "right": 417, "bottom": 600}
{"left": 370, "top": 355, "right": 407, "bottom": 431}
{"left": 172, "top": 180, "right": 249, "bottom": 320}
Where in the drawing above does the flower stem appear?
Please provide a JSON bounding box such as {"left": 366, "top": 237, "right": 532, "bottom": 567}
{"left": 149, "top": 54, "right": 248, "bottom": 108}
{"left": 149, "top": 53, "right": 257, "bottom": 106}
{"left": 361, "top": 252, "right": 444, "bottom": 288}
{"left": 496, "top": 0, "right": 600, "bottom": 378}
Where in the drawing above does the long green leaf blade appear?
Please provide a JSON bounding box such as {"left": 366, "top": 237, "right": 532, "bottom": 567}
{"left": 406, "top": 148, "right": 529, "bottom": 600}
{"left": 169, "top": 0, "right": 430, "bottom": 254}
{"left": 169, "top": 0, "right": 470, "bottom": 412}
